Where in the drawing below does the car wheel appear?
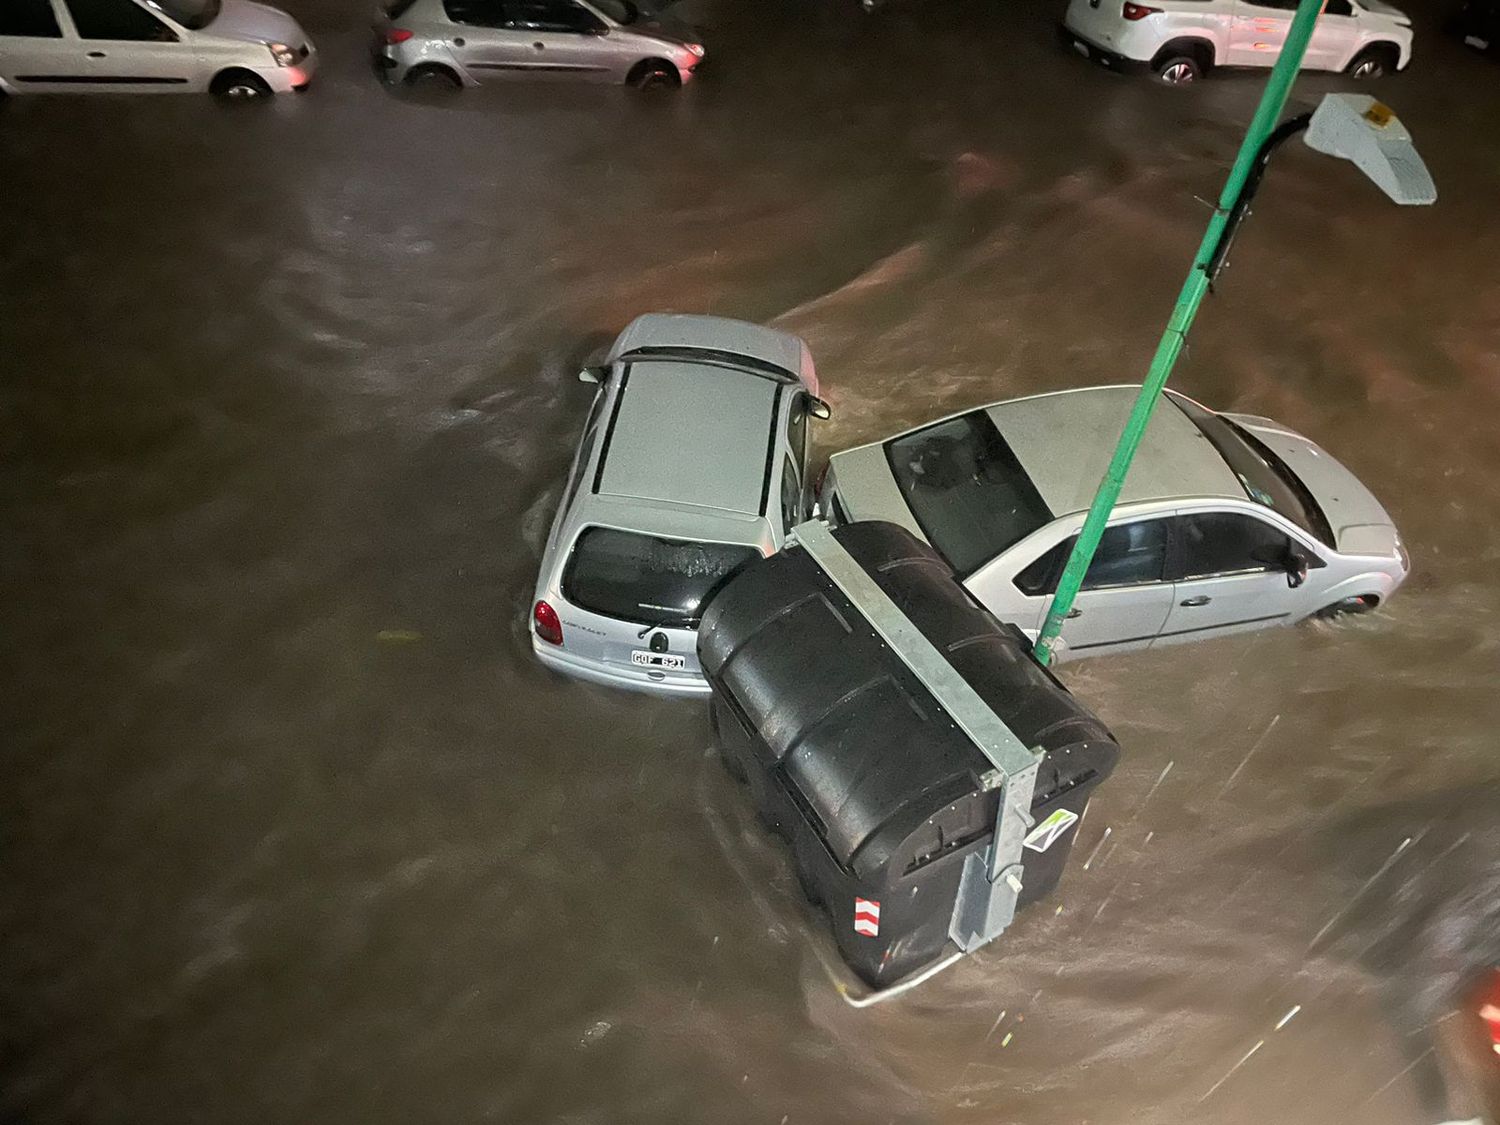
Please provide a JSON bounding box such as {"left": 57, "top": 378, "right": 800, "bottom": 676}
{"left": 1153, "top": 55, "right": 1202, "bottom": 85}
{"left": 404, "top": 63, "right": 462, "bottom": 90}
{"left": 1346, "top": 45, "right": 1396, "bottom": 77}
{"left": 1315, "top": 594, "right": 1379, "bottom": 619}
{"left": 628, "top": 59, "right": 680, "bottom": 91}
{"left": 210, "top": 69, "right": 273, "bottom": 101}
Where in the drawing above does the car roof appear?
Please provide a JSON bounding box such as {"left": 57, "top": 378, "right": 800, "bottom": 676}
{"left": 594, "top": 358, "right": 780, "bottom": 517}
{"left": 983, "top": 386, "right": 1244, "bottom": 515}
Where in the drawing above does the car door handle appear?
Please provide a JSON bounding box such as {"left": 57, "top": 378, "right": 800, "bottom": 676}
{"left": 88, "top": 50, "right": 107, "bottom": 57}
{"left": 452, "top": 36, "right": 465, "bottom": 45}
{"left": 1066, "top": 608, "right": 1083, "bottom": 619}
{"left": 1179, "top": 595, "right": 1212, "bottom": 607}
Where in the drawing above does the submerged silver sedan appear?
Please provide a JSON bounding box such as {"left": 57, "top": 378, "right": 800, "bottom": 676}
{"left": 818, "top": 387, "right": 1409, "bottom": 662}
{"left": 375, "top": 0, "right": 704, "bottom": 90}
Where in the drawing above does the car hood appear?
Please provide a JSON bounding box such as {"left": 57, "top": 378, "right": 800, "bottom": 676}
{"left": 627, "top": 8, "right": 699, "bottom": 45}
{"left": 203, "top": 0, "right": 307, "bottom": 46}
{"left": 1225, "top": 414, "right": 1398, "bottom": 556}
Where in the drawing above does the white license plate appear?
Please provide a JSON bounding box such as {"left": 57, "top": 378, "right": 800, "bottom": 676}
{"left": 631, "top": 650, "right": 686, "bottom": 671}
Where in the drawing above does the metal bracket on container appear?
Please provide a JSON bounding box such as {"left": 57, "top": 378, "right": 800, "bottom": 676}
{"left": 791, "top": 522, "right": 1045, "bottom": 954}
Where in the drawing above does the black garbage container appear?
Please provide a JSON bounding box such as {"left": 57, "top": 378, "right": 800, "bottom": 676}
{"left": 698, "top": 521, "right": 1121, "bottom": 989}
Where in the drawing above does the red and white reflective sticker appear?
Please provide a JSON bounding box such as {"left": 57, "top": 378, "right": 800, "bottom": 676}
{"left": 853, "top": 897, "right": 881, "bottom": 937}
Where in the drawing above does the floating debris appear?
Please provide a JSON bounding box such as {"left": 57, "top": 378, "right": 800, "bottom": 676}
{"left": 1082, "top": 827, "right": 1113, "bottom": 871}
{"left": 376, "top": 629, "right": 422, "bottom": 644}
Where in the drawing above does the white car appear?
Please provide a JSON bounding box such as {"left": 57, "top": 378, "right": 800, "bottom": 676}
{"left": 0, "top": 0, "right": 316, "bottom": 99}
{"left": 817, "top": 386, "right": 1409, "bottom": 662}
{"left": 1061, "top": 0, "right": 1413, "bottom": 85}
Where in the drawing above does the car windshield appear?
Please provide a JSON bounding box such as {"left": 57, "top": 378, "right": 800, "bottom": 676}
{"left": 147, "top": 0, "right": 221, "bottom": 29}
{"left": 885, "top": 410, "right": 1053, "bottom": 575}
{"left": 1170, "top": 394, "right": 1336, "bottom": 548}
{"left": 588, "top": 0, "right": 639, "bottom": 23}
{"left": 563, "top": 527, "right": 759, "bottom": 627}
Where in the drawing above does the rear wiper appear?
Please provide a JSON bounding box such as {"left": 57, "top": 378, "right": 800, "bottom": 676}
{"left": 637, "top": 616, "right": 699, "bottom": 638}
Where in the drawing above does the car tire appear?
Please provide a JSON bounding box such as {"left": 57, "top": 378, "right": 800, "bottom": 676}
{"left": 404, "top": 63, "right": 462, "bottom": 90}
{"left": 627, "top": 59, "right": 680, "bottom": 91}
{"left": 1346, "top": 44, "right": 1397, "bottom": 78}
{"left": 210, "top": 69, "right": 273, "bottom": 101}
{"left": 1315, "top": 594, "right": 1379, "bottom": 619}
{"left": 1153, "top": 54, "right": 1202, "bottom": 85}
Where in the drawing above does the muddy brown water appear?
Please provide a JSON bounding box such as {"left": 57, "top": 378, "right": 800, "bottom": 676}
{"left": 4, "top": 0, "right": 1500, "bottom": 1121}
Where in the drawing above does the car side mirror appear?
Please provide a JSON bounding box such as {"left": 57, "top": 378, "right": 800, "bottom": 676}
{"left": 586, "top": 23, "right": 608, "bottom": 35}
{"left": 1284, "top": 547, "right": 1310, "bottom": 589}
{"left": 807, "top": 396, "right": 832, "bottom": 420}
{"left": 578, "top": 366, "right": 605, "bottom": 384}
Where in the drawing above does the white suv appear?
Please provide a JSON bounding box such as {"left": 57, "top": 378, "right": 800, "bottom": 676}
{"left": 0, "top": 0, "right": 316, "bottom": 99}
{"left": 1062, "top": 0, "right": 1413, "bottom": 85}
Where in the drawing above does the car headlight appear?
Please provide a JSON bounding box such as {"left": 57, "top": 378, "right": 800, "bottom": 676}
{"left": 267, "top": 41, "right": 298, "bottom": 67}
{"left": 684, "top": 42, "right": 705, "bottom": 58}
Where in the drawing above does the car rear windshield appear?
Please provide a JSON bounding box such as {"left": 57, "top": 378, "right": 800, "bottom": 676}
{"left": 563, "top": 527, "right": 760, "bottom": 627}
{"left": 1169, "top": 395, "right": 1336, "bottom": 548}
{"left": 885, "top": 410, "right": 1052, "bottom": 575}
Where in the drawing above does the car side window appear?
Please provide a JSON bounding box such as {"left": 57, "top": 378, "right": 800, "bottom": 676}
{"left": 1323, "top": 0, "right": 1353, "bottom": 14}
{"left": 505, "top": 0, "right": 603, "bottom": 33}
{"left": 1171, "top": 512, "right": 1291, "bottom": 580}
{"left": 787, "top": 396, "right": 808, "bottom": 467}
{"left": 0, "top": 0, "right": 63, "bottom": 36}
{"left": 442, "top": 0, "right": 508, "bottom": 27}
{"left": 1013, "top": 520, "right": 1169, "bottom": 596}
{"left": 561, "top": 388, "right": 607, "bottom": 513}
{"left": 779, "top": 455, "right": 802, "bottom": 533}
{"left": 65, "top": 0, "right": 177, "bottom": 40}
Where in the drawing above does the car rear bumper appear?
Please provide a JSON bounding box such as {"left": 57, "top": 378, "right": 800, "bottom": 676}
{"left": 533, "top": 638, "right": 711, "bottom": 697}
{"left": 1058, "top": 22, "right": 1149, "bottom": 73}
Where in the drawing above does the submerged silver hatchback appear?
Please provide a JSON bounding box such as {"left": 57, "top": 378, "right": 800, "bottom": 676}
{"left": 531, "top": 314, "right": 827, "bottom": 696}
{"left": 375, "top": 0, "right": 704, "bottom": 90}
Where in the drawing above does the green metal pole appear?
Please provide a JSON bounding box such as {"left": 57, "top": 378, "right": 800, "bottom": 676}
{"left": 1032, "top": 0, "right": 1327, "bottom": 667}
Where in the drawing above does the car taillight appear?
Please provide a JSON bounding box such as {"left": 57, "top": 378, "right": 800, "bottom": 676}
{"left": 1122, "top": 2, "right": 1161, "bottom": 17}
{"left": 533, "top": 600, "right": 563, "bottom": 645}
{"left": 1481, "top": 969, "right": 1500, "bottom": 1057}
{"left": 386, "top": 27, "right": 414, "bottom": 43}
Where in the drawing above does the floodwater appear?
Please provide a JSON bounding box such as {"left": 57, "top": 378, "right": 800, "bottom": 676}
{"left": 3, "top": 0, "right": 1499, "bottom": 1121}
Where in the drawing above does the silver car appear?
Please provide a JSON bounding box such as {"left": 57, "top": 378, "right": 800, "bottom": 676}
{"left": 531, "top": 315, "right": 828, "bottom": 696}
{"left": 0, "top": 0, "right": 316, "bottom": 99}
{"left": 818, "top": 386, "right": 1409, "bottom": 662}
{"left": 375, "top": 0, "right": 703, "bottom": 91}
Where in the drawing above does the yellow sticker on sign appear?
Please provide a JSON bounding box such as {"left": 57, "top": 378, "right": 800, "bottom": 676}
{"left": 1364, "top": 101, "right": 1394, "bottom": 129}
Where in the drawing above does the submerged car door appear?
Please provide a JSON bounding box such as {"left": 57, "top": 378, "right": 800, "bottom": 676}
{"left": 1004, "top": 517, "right": 1176, "bottom": 659}
{"left": 1228, "top": 0, "right": 1296, "bottom": 66}
{"left": 60, "top": 0, "right": 195, "bottom": 89}
{"left": 440, "top": 0, "right": 525, "bottom": 77}
{"left": 0, "top": 0, "right": 79, "bottom": 92}
{"left": 500, "top": 0, "right": 613, "bottom": 79}
{"left": 1305, "top": 0, "right": 1360, "bottom": 68}
{"left": 1160, "top": 511, "right": 1300, "bottom": 645}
